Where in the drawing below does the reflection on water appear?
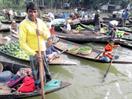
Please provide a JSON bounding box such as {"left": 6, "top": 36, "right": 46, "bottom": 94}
{"left": 17, "top": 43, "right": 132, "bottom": 99}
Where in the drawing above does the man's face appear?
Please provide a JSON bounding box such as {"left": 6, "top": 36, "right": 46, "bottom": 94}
{"left": 27, "top": 9, "right": 38, "bottom": 21}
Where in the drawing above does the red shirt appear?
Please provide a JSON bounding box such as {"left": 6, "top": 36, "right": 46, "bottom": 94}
{"left": 50, "top": 27, "right": 56, "bottom": 35}
{"left": 103, "top": 43, "right": 114, "bottom": 59}
{"left": 105, "top": 43, "right": 113, "bottom": 52}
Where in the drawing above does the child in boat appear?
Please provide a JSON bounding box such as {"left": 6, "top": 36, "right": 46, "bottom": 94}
{"left": 46, "top": 37, "right": 60, "bottom": 62}
{"left": 49, "top": 24, "right": 56, "bottom": 36}
{"left": 49, "top": 24, "right": 59, "bottom": 43}
{"left": 99, "top": 40, "right": 119, "bottom": 62}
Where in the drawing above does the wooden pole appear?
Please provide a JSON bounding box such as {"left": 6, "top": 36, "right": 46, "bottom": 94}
{"left": 102, "top": 47, "right": 118, "bottom": 82}
{"left": 36, "top": 22, "right": 45, "bottom": 99}
{"left": 102, "top": 59, "right": 113, "bottom": 82}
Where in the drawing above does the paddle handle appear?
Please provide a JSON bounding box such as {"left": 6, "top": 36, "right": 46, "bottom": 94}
{"left": 102, "top": 47, "right": 118, "bottom": 82}
{"left": 49, "top": 49, "right": 68, "bottom": 62}
{"left": 102, "top": 59, "right": 113, "bottom": 82}
{"left": 36, "top": 19, "right": 45, "bottom": 99}
{"left": 37, "top": 35, "right": 45, "bottom": 99}
{"left": 95, "top": 51, "right": 103, "bottom": 59}
{"left": 59, "top": 49, "right": 68, "bottom": 55}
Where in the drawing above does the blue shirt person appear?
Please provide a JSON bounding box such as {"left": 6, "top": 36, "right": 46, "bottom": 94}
{"left": 122, "top": 9, "right": 129, "bottom": 26}
{"left": 46, "top": 37, "right": 60, "bottom": 62}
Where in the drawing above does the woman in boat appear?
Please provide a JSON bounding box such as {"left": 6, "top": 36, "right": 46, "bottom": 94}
{"left": 19, "top": 2, "right": 52, "bottom": 87}
{"left": 99, "top": 40, "right": 119, "bottom": 62}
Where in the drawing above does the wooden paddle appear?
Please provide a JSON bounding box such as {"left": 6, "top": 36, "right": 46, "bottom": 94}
{"left": 95, "top": 51, "right": 103, "bottom": 59}
{"left": 36, "top": 23, "right": 45, "bottom": 99}
{"left": 49, "top": 49, "right": 68, "bottom": 62}
{"left": 102, "top": 59, "right": 113, "bottom": 82}
{"left": 102, "top": 48, "right": 118, "bottom": 82}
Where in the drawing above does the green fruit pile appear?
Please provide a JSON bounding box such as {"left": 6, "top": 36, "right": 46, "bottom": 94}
{"left": 87, "top": 25, "right": 95, "bottom": 30}
{"left": 76, "top": 25, "right": 85, "bottom": 31}
{"left": 69, "top": 46, "right": 92, "bottom": 55}
{"left": 78, "top": 46, "right": 92, "bottom": 55}
{"left": 0, "top": 41, "right": 29, "bottom": 60}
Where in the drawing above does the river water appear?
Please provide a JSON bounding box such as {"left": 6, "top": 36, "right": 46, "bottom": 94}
{"left": 25, "top": 43, "right": 132, "bottom": 99}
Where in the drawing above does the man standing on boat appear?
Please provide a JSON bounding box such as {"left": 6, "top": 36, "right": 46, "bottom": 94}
{"left": 19, "top": 2, "right": 52, "bottom": 87}
{"left": 94, "top": 10, "right": 101, "bottom": 35}
{"left": 122, "top": 8, "right": 129, "bottom": 27}
{"left": 108, "top": 20, "right": 118, "bottom": 40}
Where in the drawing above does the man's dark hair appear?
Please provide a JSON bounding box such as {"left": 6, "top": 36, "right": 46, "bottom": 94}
{"left": 26, "top": 2, "right": 38, "bottom": 12}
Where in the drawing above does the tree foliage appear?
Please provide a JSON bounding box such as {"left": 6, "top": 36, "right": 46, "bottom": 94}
{"left": 0, "top": 0, "right": 130, "bottom": 9}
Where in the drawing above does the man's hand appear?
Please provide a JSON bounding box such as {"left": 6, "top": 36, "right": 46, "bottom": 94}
{"left": 35, "top": 51, "right": 44, "bottom": 62}
{"left": 36, "top": 29, "right": 44, "bottom": 36}
{"left": 48, "top": 53, "right": 60, "bottom": 62}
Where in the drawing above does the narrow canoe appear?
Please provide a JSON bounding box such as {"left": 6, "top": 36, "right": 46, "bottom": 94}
{"left": 0, "top": 62, "right": 71, "bottom": 99}
{"left": 57, "top": 31, "right": 111, "bottom": 43}
{"left": 54, "top": 39, "right": 132, "bottom": 64}
{"left": 0, "top": 27, "right": 10, "bottom": 32}
{"left": 1, "top": 20, "right": 21, "bottom": 24}
{"left": 0, "top": 41, "right": 76, "bottom": 66}
{"left": 0, "top": 51, "right": 76, "bottom": 66}
{"left": 0, "top": 81, "right": 70, "bottom": 99}
{"left": 116, "top": 40, "right": 132, "bottom": 49}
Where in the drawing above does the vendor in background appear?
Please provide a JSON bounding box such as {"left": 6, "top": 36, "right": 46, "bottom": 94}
{"left": 60, "top": 19, "right": 71, "bottom": 33}
{"left": 3, "top": 9, "right": 14, "bottom": 21}
{"left": 93, "top": 10, "right": 101, "bottom": 34}
{"left": 122, "top": 8, "right": 129, "bottom": 27}
{"left": 9, "top": 9, "right": 14, "bottom": 21}
{"left": 108, "top": 20, "right": 118, "bottom": 39}
{"left": 10, "top": 20, "right": 18, "bottom": 35}
{"left": 47, "top": 12, "right": 55, "bottom": 21}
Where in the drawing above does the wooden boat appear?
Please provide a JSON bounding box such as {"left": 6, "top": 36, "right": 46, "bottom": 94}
{"left": 0, "top": 62, "right": 71, "bottom": 99}
{"left": 54, "top": 39, "right": 132, "bottom": 64}
{"left": 0, "top": 41, "right": 76, "bottom": 66}
{"left": 128, "top": 17, "right": 132, "bottom": 23}
{"left": 115, "top": 39, "right": 132, "bottom": 49}
{"left": 1, "top": 20, "right": 21, "bottom": 24}
{"left": 0, "top": 34, "right": 8, "bottom": 45}
{"left": 56, "top": 28, "right": 132, "bottom": 49}
{"left": 80, "top": 19, "right": 94, "bottom": 25}
{"left": 1, "top": 20, "right": 12, "bottom": 24}
{"left": 122, "top": 33, "right": 132, "bottom": 41}
{"left": 14, "top": 15, "right": 25, "bottom": 21}
{"left": 79, "top": 23, "right": 132, "bottom": 41}
{"left": 102, "top": 17, "right": 122, "bottom": 24}
{"left": 0, "top": 26, "right": 10, "bottom": 32}
{"left": 57, "top": 31, "right": 111, "bottom": 43}
{"left": 117, "top": 27, "right": 132, "bottom": 33}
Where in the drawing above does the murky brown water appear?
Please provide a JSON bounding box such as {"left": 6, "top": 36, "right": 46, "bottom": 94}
{"left": 24, "top": 43, "right": 132, "bottom": 99}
